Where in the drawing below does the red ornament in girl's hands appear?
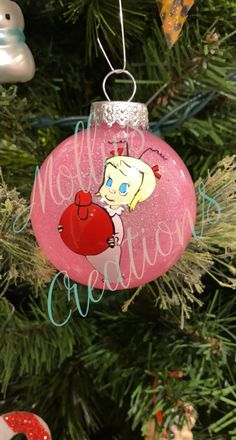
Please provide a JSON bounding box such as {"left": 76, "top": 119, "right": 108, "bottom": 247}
{"left": 58, "top": 191, "right": 114, "bottom": 256}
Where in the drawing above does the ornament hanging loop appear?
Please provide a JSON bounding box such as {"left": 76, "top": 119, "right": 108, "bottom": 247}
{"left": 97, "top": 0, "right": 137, "bottom": 102}
{"left": 102, "top": 69, "right": 137, "bottom": 102}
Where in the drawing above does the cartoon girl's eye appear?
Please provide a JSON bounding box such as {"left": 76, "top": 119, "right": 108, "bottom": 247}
{"left": 119, "top": 183, "right": 129, "bottom": 195}
{"left": 106, "top": 177, "right": 113, "bottom": 188}
{"left": 5, "top": 14, "right": 10, "bottom": 20}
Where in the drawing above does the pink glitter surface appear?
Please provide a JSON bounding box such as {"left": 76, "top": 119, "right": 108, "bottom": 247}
{"left": 31, "top": 124, "right": 196, "bottom": 289}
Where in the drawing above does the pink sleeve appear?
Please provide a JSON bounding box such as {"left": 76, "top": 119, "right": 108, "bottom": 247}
{"left": 113, "top": 214, "right": 124, "bottom": 245}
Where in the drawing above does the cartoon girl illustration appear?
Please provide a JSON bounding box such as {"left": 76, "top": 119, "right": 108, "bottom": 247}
{"left": 86, "top": 147, "right": 162, "bottom": 285}
{"left": 58, "top": 143, "right": 165, "bottom": 286}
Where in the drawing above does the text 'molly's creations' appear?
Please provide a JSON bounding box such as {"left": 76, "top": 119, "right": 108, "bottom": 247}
{"left": 30, "top": 102, "right": 197, "bottom": 291}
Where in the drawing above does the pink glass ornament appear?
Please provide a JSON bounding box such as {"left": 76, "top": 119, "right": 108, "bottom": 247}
{"left": 30, "top": 102, "right": 196, "bottom": 290}
{"left": 0, "top": 412, "right": 51, "bottom": 440}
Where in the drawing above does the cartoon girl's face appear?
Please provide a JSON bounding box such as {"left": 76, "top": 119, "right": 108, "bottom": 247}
{"left": 100, "top": 162, "right": 143, "bottom": 208}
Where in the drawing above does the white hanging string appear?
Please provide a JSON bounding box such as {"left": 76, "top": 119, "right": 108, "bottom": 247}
{"left": 97, "top": 0, "right": 127, "bottom": 71}
{"left": 97, "top": 0, "right": 136, "bottom": 102}
{"left": 97, "top": 35, "right": 114, "bottom": 72}
{"left": 119, "top": 0, "right": 127, "bottom": 71}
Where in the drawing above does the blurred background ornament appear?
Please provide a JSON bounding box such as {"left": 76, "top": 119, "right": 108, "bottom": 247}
{"left": 0, "top": 412, "right": 52, "bottom": 440}
{"left": 170, "top": 404, "right": 197, "bottom": 440}
{"left": 0, "top": 0, "right": 35, "bottom": 83}
{"left": 145, "top": 405, "right": 196, "bottom": 440}
{"left": 157, "top": 0, "right": 196, "bottom": 48}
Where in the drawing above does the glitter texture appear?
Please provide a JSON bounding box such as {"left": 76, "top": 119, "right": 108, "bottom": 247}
{"left": 30, "top": 123, "right": 196, "bottom": 289}
{"left": 3, "top": 412, "right": 51, "bottom": 440}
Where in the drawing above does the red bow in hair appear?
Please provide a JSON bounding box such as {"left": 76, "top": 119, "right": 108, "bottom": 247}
{"left": 152, "top": 164, "right": 161, "bottom": 179}
{"left": 110, "top": 147, "right": 124, "bottom": 157}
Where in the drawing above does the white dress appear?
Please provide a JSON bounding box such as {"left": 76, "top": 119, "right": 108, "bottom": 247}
{"left": 86, "top": 206, "right": 124, "bottom": 285}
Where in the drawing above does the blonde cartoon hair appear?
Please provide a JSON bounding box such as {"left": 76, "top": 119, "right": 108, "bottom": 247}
{"left": 105, "top": 155, "right": 156, "bottom": 211}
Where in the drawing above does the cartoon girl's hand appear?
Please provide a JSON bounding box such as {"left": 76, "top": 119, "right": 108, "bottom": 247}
{"left": 107, "top": 236, "right": 119, "bottom": 248}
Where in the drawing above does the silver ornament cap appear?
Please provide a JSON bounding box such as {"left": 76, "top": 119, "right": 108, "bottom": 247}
{"left": 90, "top": 101, "right": 149, "bottom": 130}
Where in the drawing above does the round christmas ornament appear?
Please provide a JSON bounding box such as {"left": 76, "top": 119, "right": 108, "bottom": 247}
{"left": 30, "top": 100, "right": 196, "bottom": 290}
{"left": 0, "top": 412, "right": 52, "bottom": 440}
{"left": 0, "top": 0, "right": 35, "bottom": 83}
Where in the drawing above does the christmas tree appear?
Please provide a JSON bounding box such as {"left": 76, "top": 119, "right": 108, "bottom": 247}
{"left": 0, "top": 0, "right": 236, "bottom": 439}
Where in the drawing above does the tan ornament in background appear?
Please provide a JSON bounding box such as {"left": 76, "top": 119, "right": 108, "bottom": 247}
{"left": 145, "top": 418, "right": 157, "bottom": 440}
{"left": 145, "top": 405, "right": 197, "bottom": 440}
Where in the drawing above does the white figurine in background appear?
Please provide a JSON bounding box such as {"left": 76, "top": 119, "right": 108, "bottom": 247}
{"left": 0, "top": 0, "right": 35, "bottom": 83}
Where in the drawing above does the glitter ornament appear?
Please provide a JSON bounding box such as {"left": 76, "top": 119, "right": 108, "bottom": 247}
{"left": 157, "top": 0, "right": 195, "bottom": 48}
{"left": 30, "top": 101, "right": 196, "bottom": 290}
{"left": 0, "top": 412, "right": 52, "bottom": 440}
{"left": 0, "top": 0, "right": 35, "bottom": 83}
